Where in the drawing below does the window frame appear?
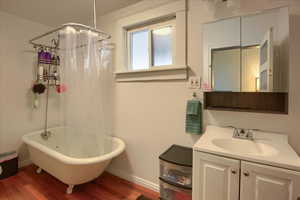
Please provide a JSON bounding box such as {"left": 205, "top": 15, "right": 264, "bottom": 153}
{"left": 126, "top": 19, "right": 176, "bottom": 71}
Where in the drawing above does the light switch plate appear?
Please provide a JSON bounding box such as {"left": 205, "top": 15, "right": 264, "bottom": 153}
{"left": 188, "top": 77, "right": 201, "bottom": 89}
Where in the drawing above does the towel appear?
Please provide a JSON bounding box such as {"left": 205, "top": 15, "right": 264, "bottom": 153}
{"left": 185, "top": 100, "right": 202, "bottom": 134}
{"left": 186, "top": 100, "right": 200, "bottom": 115}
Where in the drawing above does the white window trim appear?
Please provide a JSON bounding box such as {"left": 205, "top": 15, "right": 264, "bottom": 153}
{"left": 114, "top": 0, "right": 187, "bottom": 82}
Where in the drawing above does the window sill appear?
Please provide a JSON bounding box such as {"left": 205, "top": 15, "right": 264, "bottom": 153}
{"left": 114, "top": 66, "right": 188, "bottom": 82}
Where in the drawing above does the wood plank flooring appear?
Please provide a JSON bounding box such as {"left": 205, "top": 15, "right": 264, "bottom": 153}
{"left": 0, "top": 165, "right": 159, "bottom": 200}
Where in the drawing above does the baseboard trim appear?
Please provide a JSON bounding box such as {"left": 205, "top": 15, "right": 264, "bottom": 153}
{"left": 106, "top": 168, "right": 159, "bottom": 192}
{"left": 19, "top": 159, "right": 32, "bottom": 168}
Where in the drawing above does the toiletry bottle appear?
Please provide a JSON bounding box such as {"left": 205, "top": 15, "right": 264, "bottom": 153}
{"left": 37, "top": 50, "right": 45, "bottom": 81}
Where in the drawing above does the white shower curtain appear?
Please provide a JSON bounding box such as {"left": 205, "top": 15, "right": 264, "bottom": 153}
{"left": 58, "top": 26, "right": 113, "bottom": 158}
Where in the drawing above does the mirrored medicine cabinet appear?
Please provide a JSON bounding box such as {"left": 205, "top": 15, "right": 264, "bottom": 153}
{"left": 202, "top": 7, "right": 289, "bottom": 114}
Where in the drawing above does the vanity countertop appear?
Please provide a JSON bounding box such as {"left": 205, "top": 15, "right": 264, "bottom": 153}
{"left": 194, "top": 125, "right": 300, "bottom": 171}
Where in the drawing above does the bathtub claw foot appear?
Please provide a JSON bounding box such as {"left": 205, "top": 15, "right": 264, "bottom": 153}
{"left": 36, "top": 167, "right": 42, "bottom": 174}
{"left": 66, "top": 185, "right": 74, "bottom": 194}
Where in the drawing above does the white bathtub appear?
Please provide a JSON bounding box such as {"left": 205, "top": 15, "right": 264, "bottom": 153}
{"left": 22, "top": 127, "right": 125, "bottom": 194}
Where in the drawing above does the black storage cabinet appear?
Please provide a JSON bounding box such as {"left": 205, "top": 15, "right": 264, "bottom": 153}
{"left": 0, "top": 151, "right": 18, "bottom": 180}
{"left": 159, "top": 145, "right": 192, "bottom": 200}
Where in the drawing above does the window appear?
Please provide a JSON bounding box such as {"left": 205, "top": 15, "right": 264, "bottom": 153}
{"left": 127, "top": 19, "right": 175, "bottom": 71}
{"left": 130, "top": 30, "right": 149, "bottom": 70}
{"left": 114, "top": 0, "right": 187, "bottom": 81}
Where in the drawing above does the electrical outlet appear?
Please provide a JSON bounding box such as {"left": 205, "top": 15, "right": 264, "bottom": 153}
{"left": 188, "top": 77, "right": 201, "bottom": 89}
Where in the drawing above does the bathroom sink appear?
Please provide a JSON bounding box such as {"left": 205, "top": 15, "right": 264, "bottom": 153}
{"left": 212, "top": 138, "right": 278, "bottom": 156}
{"left": 194, "top": 126, "right": 300, "bottom": 171}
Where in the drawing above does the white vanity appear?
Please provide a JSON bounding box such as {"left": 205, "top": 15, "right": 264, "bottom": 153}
{"left": 193, "top": 126, "right": 300, "bottom": 200}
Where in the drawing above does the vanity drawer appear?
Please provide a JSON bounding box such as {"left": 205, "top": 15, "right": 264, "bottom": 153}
{"left": 160, "top": 180, "right": 192, "bottom": 200}
{"left": 160, "top": 160, "right": 192, "bottom": 188}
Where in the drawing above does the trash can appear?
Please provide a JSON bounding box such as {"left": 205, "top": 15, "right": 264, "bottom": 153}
{"left": 0, "top": 151, "right": 18, "bottom": 179}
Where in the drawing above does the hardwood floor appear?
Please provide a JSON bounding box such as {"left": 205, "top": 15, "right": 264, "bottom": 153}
{"left": 0, "top": 165, "right": 159, "bottom": 200}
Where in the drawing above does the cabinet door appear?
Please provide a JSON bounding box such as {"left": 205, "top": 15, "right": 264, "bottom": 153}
{"left": 241, "top": 161, "right": 300, "bottom": 200}
{"left": 193, "top": 151, "right": 240, "bottom": 200}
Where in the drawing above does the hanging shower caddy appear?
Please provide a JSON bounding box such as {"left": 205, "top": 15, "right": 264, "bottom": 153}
{"left": 36, "top": 40, "right": 60, "bottom": 86}
{"left": 31, "top": 37, "right": 64, "bottom": 111}
{"left": 34, "top": 40, "right": 60, "bottom": 86}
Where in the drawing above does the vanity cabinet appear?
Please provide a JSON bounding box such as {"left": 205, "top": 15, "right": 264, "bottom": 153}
{"left": 240, "top": 161, "right": 300, "bottom": 200}
{"left": 193, "top": 152, "right": 240, "bottom": 200}
{"left": 193, "top": 151, "right": 300, "bottom": 200}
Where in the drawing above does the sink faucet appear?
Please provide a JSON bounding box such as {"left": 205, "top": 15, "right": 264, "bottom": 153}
{"left": 233, "top": 128, "right": 254, "bottom": 140}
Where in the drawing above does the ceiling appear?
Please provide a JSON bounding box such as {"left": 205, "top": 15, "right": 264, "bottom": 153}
{"left": 0, "top": 0, "right": 141, "bottom": 27}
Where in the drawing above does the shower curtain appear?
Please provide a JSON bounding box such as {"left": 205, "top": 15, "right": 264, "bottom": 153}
{"left": 58, "top": 26, "right": 113, "bottom": 158}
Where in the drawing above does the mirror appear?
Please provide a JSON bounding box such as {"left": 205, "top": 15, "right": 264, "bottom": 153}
{"left": 202, "top": 7, "right": 289, "bottom": 92}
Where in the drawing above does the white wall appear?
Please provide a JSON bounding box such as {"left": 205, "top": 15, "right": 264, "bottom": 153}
{"left": 0, "top": 11, "right": 60, "bottom": 166}
{"left": 97, "top": 0, "right": 300, "bottom": 189}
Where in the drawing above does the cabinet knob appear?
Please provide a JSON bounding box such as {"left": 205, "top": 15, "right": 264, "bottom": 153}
{"left": 231, "top": 169, "right": 237, "bottom": 174}
{"left": 243, "top": 171, "right": 250, "bottom": 177}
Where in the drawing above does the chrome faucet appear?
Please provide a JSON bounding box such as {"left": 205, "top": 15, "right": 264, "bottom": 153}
{"left": 233, "top": 128, "right": 254, "bottom": 140}
{"left": 41, "top": 130, "right": 52, "bottom": 140}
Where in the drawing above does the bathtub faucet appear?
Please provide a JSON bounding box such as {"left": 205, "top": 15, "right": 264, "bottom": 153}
{"left": 41, "top": 130, "right": 52, "bottom": 140}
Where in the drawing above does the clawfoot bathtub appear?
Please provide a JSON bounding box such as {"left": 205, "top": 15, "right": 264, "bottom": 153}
{"left": 22, "top": 127, "right": 125, "bottom": 194}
